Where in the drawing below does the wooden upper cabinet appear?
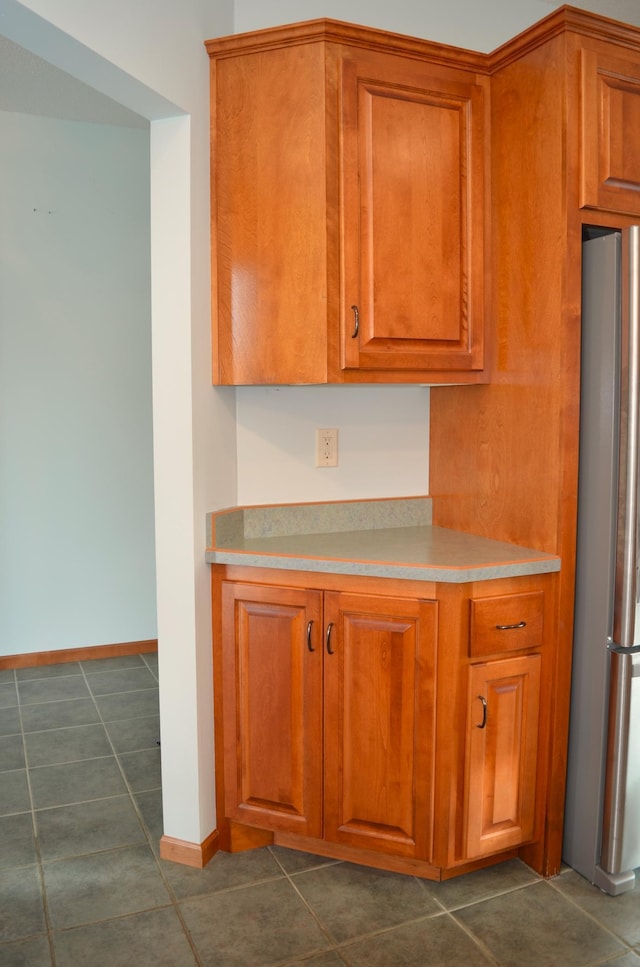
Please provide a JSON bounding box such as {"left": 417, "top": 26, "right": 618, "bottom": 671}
{"left": 206, "top": 21, "right": 488, "bottom": 384}
{"left": 580, "top": 43, "right": 640, "bottom": 216}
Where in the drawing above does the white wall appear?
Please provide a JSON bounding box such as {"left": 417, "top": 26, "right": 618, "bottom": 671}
{"left": 234, "top": 0, "right": 640, "bottom": 47}
{"left": 0, "top": 111, "right": 155, "bottom": 655}
{"left": 236, "top": 387, "right": 429, "bottom": 506}
{"left": 234, "top": 0, "right": 538, "bottom": 50}
{"left": 1, "top": 0, "right": 235, "bottom": 849}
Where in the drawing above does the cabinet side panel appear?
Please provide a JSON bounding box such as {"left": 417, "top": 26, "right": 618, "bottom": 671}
{"left": 213, "top": 45, "right": 329, "bottom": 384}
{"left": 430, "top": 35, "right": 577, "bottom": 875}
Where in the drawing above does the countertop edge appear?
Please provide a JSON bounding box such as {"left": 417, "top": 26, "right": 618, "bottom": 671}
{"left": 205, "top": 548, "right": 561, "bottom": 583}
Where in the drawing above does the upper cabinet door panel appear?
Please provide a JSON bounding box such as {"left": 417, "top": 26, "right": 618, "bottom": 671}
{"left": 341, "top": 54, "right": 486, "bottom": 373}
{"left": 581, "top": 46, "right": 640, "bottom": 216}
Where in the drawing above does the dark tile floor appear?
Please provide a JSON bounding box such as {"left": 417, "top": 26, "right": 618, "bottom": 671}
{"left": 1, "top": 653, "right": 640, "bottom": 967}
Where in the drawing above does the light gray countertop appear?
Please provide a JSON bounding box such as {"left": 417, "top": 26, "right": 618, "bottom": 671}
{"left": 205, "top": 497, "right": 560, "bottom": 583}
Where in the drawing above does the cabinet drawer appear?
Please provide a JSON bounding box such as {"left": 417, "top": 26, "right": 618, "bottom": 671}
{"left": 470, "top": 591, "right": 544, "bottom": 657}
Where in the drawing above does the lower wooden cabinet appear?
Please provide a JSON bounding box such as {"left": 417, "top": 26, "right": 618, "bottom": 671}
{"left": 219, "top": 581, "right": 437, "bottom": 861}
{"left": 213, "top": 567, "right": 553, "bottom": 879}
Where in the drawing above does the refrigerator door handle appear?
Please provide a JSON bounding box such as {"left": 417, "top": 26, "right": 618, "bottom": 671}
{"left": 613, "top": 225, "right": 640, "bottom": 647}
{"left": 598, "top": 647, "right": 640, "bottom": 892}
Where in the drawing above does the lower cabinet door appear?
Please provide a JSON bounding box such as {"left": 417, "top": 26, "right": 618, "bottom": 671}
{"left": 464, "top": 654, "right": 541, "bottom": 858}
{"left": 220, "top": 581, "right": 323, "bottom": 837}
{"left": 323, "top": 592, "right": 437, "bottom": 860}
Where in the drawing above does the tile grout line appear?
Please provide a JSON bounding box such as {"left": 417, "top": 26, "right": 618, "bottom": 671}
{"left": 16, "top": 656, "right": 175, "bottom": 965}
{"left": 16, "top": 666, "right": 59, "bottom": 967}
{"left": 77, "top": 657, "right": 208, "bottom": 967}
{"left": 546, "top": 875, "right": 638, "bottom": 962}
{"left": 5, "top": 655, "right": 638, "bottom": 967}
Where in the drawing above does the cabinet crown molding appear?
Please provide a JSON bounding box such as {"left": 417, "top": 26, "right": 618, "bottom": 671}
{"left": 206, "top": 7, "right": 640, "bottom": 76}
{"left": 489, "top": 4, "right": 640, "bottom": 71}
{"left": 205, "top": 17, "right": 487, "bottom": 73}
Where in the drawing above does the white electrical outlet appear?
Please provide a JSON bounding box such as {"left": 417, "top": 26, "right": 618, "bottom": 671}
{"left": 316, "top": 428, "right": 338, "bottom": 467}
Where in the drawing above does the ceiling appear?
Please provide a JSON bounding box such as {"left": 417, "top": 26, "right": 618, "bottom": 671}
{"left": 1, "top": 2, "right": 640, "bottom": 131}
{"left": 0, "top": 34, "right": 148, "bottom": 128}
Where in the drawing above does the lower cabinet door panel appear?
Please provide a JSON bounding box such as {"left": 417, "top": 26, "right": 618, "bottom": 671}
{"left": 323, "top": 592, "right": 437, "bottom": 860}
{"left": 464, "top": 654, "right": 541, "bottom": 859}
{"left": 220, "top": 582, "right": 323, "bottom": 837}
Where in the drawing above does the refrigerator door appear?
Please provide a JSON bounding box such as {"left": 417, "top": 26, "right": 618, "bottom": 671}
{"left": 596, "top": 226, "right": 640, "bottom": 894}
{"left": 563, "top": 230, "right": 620, "bottom": 890}
{"left": 564, "top": 227, "right": 640, "bottom": 896}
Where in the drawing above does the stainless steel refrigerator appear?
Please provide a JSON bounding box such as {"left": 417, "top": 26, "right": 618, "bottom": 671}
{"left": 563, "top": 225, "right": 640, "bottom": 896}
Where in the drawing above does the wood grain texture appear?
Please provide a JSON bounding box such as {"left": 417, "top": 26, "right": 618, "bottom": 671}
{"left": 159, "top": 829, "right": 220, "bottom": 868}
{"left": 430, "top": 31, "right": 576, "bottom": 878}
{"left": 219, "top": 581, "right": 323, "bottom": 837}
{"left": 212, "top": 564, "right": 553, "bottom": 877}
{"left": 213, "top": 42, "right": 331, "bottom": 384}
{"left": 464, "top": 654, "right": 541, "bottom": 858}
{"left": 208, "top": 8, "right": 640, "bottom": 880}
{"left": 580, "top": 42, "right": 640, "bottom": 216}
{"left": 340, "top": 52, "right": 486, "bottom": 374}
{"left": 470, "top": 591, "right": 544, "bottom": 658}
{"left": 323, "top": 591, "right": 437, "bottom": 860}
{"left": 208, "top": 25, "right": 488, "bottom": 384}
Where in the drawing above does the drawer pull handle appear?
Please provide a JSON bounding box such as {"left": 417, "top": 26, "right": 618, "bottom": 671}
{"left": 306, "top": 620, "right": 315, "bottom": 653}
{"left": 495, "top": 620, "right": 527, "bottom": 631}
{"left": 477, "top": 695, "right": 488, "bottom": 729}
{"left": 351, "top": 305, "right": 359, "bottom": 338}
{"left": 326, "top": 622, "right": 335, "bottom": 655}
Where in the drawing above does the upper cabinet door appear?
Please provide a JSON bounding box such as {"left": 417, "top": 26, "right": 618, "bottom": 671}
{"left": 581, "top": 45, "right": 640, "bottom": 216}
{"left": 341, "top": 53, "right": 487, "bottom": 374}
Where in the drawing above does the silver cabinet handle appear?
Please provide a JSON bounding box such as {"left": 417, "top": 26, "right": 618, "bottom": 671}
{"left": 306, "top": 620, "right": 315, "bottom": 653}
{"left": 476, "top": 695, "right": 488, "bottom": 729}
{"left": 326, "top": 622, "right": 335, "bottom": 655}
{"left": 350, "top": 305, "right": 359, "bottom": 338}
{"left": 495, "top": 620, "right": 527, "bottom": 631}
